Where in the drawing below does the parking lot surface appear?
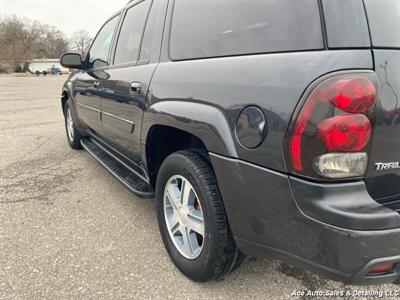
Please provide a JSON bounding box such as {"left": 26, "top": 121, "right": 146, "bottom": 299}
{"left": 0, "top": 74, "right": 397, "bottom": 299}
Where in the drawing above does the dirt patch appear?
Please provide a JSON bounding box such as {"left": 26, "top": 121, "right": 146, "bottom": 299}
{"left": 0, "top": 155, "right": 83, "bottom": 204}
{"left": 278, "top": 262, "right": 329, "bottom": 295}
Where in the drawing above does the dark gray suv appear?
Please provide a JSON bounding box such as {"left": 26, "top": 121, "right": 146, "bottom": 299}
{"left": 60, "top": 0, "right": 400, "bottom": 284}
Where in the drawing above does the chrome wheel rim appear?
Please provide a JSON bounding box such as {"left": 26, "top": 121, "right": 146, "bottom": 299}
{"left": 66, "top": 108, "right": 74, "bottom": 142}
{"left": 163, "top": 175, "right": 205, "bottom": 260}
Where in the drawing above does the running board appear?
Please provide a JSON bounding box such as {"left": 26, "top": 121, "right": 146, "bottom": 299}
{"left": 81, "top": 138, "right": 154, "bottom": 198}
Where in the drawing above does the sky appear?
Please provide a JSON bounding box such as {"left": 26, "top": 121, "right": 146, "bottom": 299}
{"left": 1, "top": 0, "right": 129, "bottom": 37}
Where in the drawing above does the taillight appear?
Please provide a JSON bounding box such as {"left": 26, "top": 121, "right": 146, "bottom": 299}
{"left": 317, "top": 114, "right": 371, "bottom": 152}
{"left": 285, "top": 73, "right": 378, "bottom": 179}
{"left": 368, "top": 263, "right": 395, "bottom": 275}
{"left": 329, "top": 77, "right": 376, "bottom": 113}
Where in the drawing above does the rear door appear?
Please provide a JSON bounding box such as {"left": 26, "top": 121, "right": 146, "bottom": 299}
{"left": 363, "top": 0, "right": 400, "bottom": 201}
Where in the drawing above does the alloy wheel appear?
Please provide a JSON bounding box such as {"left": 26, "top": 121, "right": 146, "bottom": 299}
{"left": 163, "top": 175, "right": 205, "bottom": 259}
{"left": 66, "top": 108, "right": 74, "bottom": 142}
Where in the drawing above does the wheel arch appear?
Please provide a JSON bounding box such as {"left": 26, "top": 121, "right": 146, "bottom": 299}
{"left": 61, "top": 90, "right": 69, "bottom": 113}
{"left": 142, "top": 101, "right": 238, "bottom": 187}
{"left": 61, "top": 79, "right": 76, "bottom": 110}
{"left": 61, "top": 83, "right": 83, "bottom": 130}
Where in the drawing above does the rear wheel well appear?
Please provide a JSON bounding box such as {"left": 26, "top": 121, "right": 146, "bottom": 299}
{"left": 146, "top": 125, "right": 208, "bottom": 188}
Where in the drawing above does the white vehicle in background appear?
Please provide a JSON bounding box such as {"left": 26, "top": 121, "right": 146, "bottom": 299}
{"left": 28, "top": 59, "right": 70, "bottom": 75}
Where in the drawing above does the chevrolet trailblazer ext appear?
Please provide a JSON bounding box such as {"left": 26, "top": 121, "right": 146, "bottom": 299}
{"left": 59, "top": 0, "right": 400, "bottom": 284}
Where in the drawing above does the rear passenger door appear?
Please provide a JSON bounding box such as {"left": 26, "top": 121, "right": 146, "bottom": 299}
{"left": 99, "top": 0, "right": 161, "bottom": 166}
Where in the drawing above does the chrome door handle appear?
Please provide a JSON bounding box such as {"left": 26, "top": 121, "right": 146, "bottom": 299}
{"left": 130, "top": 82, "right": 142, "bottom": 94}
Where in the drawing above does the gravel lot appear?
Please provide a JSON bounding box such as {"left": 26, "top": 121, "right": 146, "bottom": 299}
{"left": 0, "top": 74, "right": 398, "bottom": 299}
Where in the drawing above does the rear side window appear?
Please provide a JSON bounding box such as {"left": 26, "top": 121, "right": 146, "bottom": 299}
{"left": 364, "top": 0, "right": 400, "bottom": 48}
{"left": 322, "top": 0, "right": 370, "bottom": 48}
{"left": 114, "top": 0, "right": 151, "bottom": 65}
{"left": 140, "top": 0, "right": 158, "bottom": 61}
{"left": 170, "top": 0, "right": 323, "bottom": 61}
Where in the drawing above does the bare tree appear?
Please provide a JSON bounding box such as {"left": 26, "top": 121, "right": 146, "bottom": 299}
{"left": 0, "top": 15, "right": 69, "bottom": 72}
{"left": 39, "top": 25, "right": 69, "bottom": 58}
{"left": 70, "top": 30, "right": 92, "bottom": 57}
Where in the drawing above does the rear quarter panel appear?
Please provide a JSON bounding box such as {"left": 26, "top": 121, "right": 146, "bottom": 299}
{"left": 144, "top": 50, "right": 373, "bottom": 172}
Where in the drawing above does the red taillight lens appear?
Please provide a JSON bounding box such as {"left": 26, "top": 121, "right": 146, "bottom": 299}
{"left": 286, "top": 73, "right": 377, "bottom": 179}
{"left": 330, "top": 77, "right": 376, "bottom": 113}
{"left": 289, "top": 93, "right": 319, "bottom": 172}
{"left": 317, "top": 114, "right": 371, "bottom": 152}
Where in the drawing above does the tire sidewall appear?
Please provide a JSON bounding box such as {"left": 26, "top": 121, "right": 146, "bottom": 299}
{"left": 64, "top": 101, "right": 81, "bottom": 149}
{"left": 156, "top": 153, "right": 223, "bottom": 281}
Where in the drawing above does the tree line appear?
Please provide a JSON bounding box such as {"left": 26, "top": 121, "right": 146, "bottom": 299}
{"left": 0, "top": 15, "right": 93, "bottom": 73}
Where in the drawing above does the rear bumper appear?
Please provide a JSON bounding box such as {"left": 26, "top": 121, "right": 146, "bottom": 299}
{"left": 209, "top": 153, "right": 400, "bottom": 285}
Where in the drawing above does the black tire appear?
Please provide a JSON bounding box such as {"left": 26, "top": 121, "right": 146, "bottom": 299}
{"left": 156, "top": 150, "right": 244, "bottom": 282}
{"left": 35, "top": 71, "right": 40, "bottom": 76}
{"left": 63, "top": 100, "right": 82, "bottom": 149}
{"left": 43, "top": 71, "right": 47, "bottom": 76}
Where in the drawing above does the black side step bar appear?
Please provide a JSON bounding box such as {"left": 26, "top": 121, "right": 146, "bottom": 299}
{"left": 81, "top": 138, "right": 154, "bottom": 198}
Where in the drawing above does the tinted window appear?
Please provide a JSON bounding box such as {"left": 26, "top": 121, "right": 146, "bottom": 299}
{"left": 140, "top": 0, "right": 158, "bottom": 61}
{"left": 323, "top": 0, "right": 370, "bottom": 48}
{"left": 89, "top": 16, "right": 119, "bottom": 68}
{"left": 365, "top": 0, "right": 400, "bottom": 48}
{"left": 114, "top": 0, "right": 151, "bottom": 65}
{"left": 170, "top": 0, "right": 323, "bottom": 60}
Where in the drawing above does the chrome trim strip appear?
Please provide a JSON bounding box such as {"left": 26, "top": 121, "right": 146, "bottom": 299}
{"left": 102, "top": 111, "right": 135, "bottom": 125}
{"left": 77, "top": 103, "right": 101, "bottom": 113}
